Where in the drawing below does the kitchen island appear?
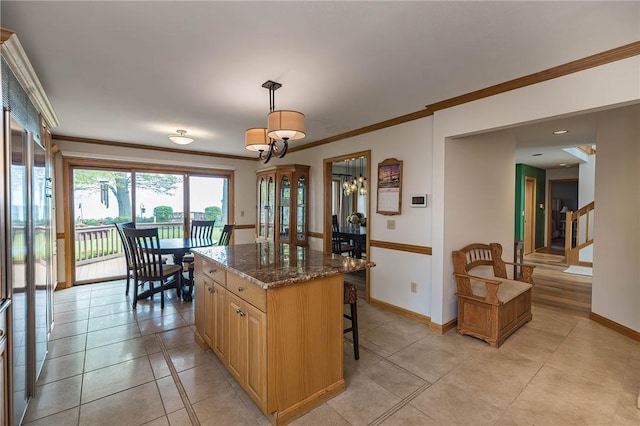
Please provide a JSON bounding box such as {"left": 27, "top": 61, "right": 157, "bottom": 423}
{"left": 191, "top": 242, "right": 373, "bottom": 425}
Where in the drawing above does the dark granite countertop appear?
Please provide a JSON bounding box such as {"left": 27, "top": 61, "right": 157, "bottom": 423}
{"left": 191, "top": 242, "right": 375, "bottom": 289}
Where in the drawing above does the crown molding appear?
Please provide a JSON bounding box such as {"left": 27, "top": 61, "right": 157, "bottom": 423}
{"left": 0, "top": 27, "right": 60, "bottom": 129}
{"left": 427, "top": 41, "right": 640, "bottom": 112}
{"left": 1, "top": 27, "right": 15, "bottom": 43}
{"left": 52, "top": 134, "right": 257, "bottom": 162}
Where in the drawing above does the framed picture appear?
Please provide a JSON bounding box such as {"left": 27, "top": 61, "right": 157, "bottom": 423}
{"left": 376, "top": 158, "right": 403, "bottom": 215}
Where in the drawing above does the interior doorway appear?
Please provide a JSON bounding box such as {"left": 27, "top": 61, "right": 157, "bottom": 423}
{"left": 323, "top": 150, "right": 371, "bottom": 301}
{"left": 524, "top": 177, "right": 536, "bottom": 254}
{"left": 547, "top": 179, "right": 579, "bottom": 253}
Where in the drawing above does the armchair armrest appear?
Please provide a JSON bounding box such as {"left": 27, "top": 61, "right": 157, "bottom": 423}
{"left": 454, "top": 273, "right": 501, "bottom": 304}
{"left": 504, "top": 262, "right": 536, "bottom": 284}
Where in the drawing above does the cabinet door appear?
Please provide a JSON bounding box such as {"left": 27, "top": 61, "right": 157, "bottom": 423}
{"left": 257, "top": 175, "right": 267, "bottom": 240}
{"left": 203, "top": 276, "right": 214, "bottom": 348}
{"left": 226, "top": 292, "right": 245, "bottom": 384}
{"left": 212, "top": 283, "right": 227, "bottom": 363}
{"left": 277, "top": 173, "right": 292, "bottom": 244}
{"left": 194, "top": 261, "right": 206, "bottom": 344}
{"left": 266, "top": 174, "right": 275, "bottom": 240}
{"left": 245, "top": 303, "right": 267, "bottom": 411}
{"left": 295, "top": 172, "right": 308, "bottom": 245}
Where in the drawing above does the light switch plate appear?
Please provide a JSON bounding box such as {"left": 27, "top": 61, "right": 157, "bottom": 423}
{"left": 387, "top": 220, "right": 396, "bottom": 230}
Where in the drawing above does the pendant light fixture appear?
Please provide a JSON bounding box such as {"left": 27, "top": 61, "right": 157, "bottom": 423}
{"left": 168, "top": 129, "right": 194, "bottom": 145}
{"left": 245, "top": 80, "right": 306, "bottom": 164}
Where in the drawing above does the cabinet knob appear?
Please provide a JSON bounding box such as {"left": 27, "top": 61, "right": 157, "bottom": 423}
{"left": 238, "top": 310, "right": 245, "bottom": 317}
{"left": 238, "top": 286, "right": 244, "bottom": 292}
{"left": 209, "top": 269, "right": 216, "bottom": 274}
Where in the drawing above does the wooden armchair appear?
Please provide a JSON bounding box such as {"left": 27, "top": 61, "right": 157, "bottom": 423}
{"left": 452, "top": 243, "right": 535, "bottom": 347}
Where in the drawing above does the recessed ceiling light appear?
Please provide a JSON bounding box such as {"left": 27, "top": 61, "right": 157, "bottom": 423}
{"left": 532, "top": 153, "right": 543, "bottom": 156}
{"left": 553, "top": 130, "right": 569, "bottom": 135}
{"left": 559, "top": 163, "right": 566, "bottom": 166}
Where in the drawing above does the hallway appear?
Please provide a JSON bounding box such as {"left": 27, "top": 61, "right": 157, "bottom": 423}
{"left": 525, "top": 252, "right": 592, "bottom": 317}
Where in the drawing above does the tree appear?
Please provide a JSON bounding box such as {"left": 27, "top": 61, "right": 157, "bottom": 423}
{"left": 154, "top": 206, "right": 174, "bottom": 222}
{"left": 73, "top": 170, "right": 179, "bottom": 218}
{"left": 204, "top": 206, "right": 223, "bottom": 224}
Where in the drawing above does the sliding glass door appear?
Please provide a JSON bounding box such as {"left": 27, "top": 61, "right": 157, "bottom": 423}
{"left": 70, "top": 163, "right": 231, "bottom": 285}
{"left": 189, "top": 175, "right": 228, "bottom": 242}
{"left": 72, "top": 169, "right": 132, "bottom": 283}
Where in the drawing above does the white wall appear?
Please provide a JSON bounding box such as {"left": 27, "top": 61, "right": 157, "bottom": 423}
{"left": 592, "top": 106, "right": 640, "bottom": 331}
{"left": 578, "top": 157, "right": 596, "bottom": 207}
{"left": 440, "top": 133, "right": 517, "bottom": 322}
{"left": 53, "top": 138, "right": 258, "bottom": 285}
{"left": 432, "top": 56, "right": 640, "bottom": 326}
{"left": 578, "top": 156, "right": 596, "bottom": 262}
{"left": 282, "top": 118, "right": 434, "bottom": 317}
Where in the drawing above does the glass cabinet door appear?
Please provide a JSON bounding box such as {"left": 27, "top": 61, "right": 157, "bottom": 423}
{"left": 279, "top": 175, "right": 291, "bottom": 243}
{"left": 296, "top": 175, "right": 307, "bottom": 243}
{"left": 266, "top": 175, "right": 275, "bottom": 240}
{"left": 257, "top": 176, "right": 267, "bottom": 239}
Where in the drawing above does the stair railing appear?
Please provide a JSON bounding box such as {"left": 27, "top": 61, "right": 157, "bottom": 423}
{"left": 565, "top": 201, "right": 595, "bottom": 265}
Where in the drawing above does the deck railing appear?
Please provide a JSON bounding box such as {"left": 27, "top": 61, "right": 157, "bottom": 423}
{"left": 75, "top": 222, "right": 184, "bottom": 265}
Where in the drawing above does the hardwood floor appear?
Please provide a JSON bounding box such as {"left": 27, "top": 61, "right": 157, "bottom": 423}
{"left": 344, "top": 253, "right": 592, "bottom": 318}
{"left": 525, "top": 251, "right": 592, "bottom": 317}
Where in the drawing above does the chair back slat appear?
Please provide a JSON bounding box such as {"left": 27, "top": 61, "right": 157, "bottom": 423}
{"left": 218, "top": 224, "right": 235, "bottom": 246}
{"left": 123, "top": 227, "right": 165, "bottom": 280}
{"left": 191, "top": 220, "right": 215, "bottom": 239}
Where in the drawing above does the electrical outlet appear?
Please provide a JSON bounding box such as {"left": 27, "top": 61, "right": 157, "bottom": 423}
{"left": 411, "top": 282, "right": 417, "bottom": 293}
{"left": 387, "top": 220, "right": 396, "bottom": 230}
{"left": 240, "top": 210, "right": 245, "bottom": 217}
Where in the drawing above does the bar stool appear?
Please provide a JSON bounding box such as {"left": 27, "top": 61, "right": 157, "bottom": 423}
{"left": 344, "top": 281, "right": 359, "bottom": 360}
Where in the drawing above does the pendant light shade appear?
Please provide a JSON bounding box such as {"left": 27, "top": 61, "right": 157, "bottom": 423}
{"left": 168, "top": 129, "right": 194, "bottom": 145}
{"left": 245, "top": 128, "right": 271, "bottom": 152}
{"left": 247, "top": 80, "right": 305, "bottom": 164}
{"left": 267, "top": 110, "right": 306, "bottom": 141}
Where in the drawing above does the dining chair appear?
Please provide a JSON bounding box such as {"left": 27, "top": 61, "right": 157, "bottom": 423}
{"left": 332, "top": 215, "right": 354, "bottom": 256}
{"left": 343, "top": 281, "right": 359, "bottom": 360}
{"left": 218, "top": 223, "right": 235, "bottom": 246}
{"left": 115, "top": 222, "right": 136, "bottom": 295}
{"left": 123, "top": 227, "right": 182, "bottom": 309}
{"left": 183, "top": 220, "right": 216, "bottom": 294}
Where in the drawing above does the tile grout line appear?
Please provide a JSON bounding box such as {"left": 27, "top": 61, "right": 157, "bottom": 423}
{"left": 156, "top": 333, "right": 201, "bottom": 426}
{"left": 368, "top": 381, "right": 432, "bottom": 426}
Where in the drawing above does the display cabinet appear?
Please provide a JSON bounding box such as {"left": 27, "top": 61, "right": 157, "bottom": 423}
{"left": 256, "top": 164, "right": 310, "bottom": 246}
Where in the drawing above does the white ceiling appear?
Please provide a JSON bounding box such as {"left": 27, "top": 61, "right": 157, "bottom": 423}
{"left": 1, "top": 1, "right": 638, "bottom": 161}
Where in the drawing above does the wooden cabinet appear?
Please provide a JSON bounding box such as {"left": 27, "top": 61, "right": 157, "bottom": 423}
{"left": 256, "top": 164, "right": 310, "bottom": 246}
{"left": 226, "top": 291, "right": 267, "bottom": 411}
{"left": 195, "top": 258, "right": 227, "bottom": 362}
{"left": 202, "top": 275, "right": 214, "bottom": 347}
{"left": 212, "top": 282, "right": 227, "bottom": 361}
{"left": 194, "top": 253, "right": 344, "bottom": 425}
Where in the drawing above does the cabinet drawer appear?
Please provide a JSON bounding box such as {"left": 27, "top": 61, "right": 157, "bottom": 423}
{"left": 202, "top": 261, "right": 226, "bottom": 286}
{"left": 227, "top": 273, "right": 266, "bottom": 312}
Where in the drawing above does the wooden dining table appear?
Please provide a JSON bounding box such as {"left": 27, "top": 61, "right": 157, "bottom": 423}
{"left": 156, "top": 237, "right": 216, "bottom": 301}
{"left": 336, "top": 227, "right": 367, "bottom": 259}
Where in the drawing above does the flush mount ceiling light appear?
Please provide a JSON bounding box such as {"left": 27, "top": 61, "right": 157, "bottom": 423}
{"left": 245, "top": 80, "right": 306, "bottom": 164}
{"left": 168, "top": 129, "right": 194, "bottom": 145}
{"left": 553, "top": 129, "right": 569, "bottom": 135}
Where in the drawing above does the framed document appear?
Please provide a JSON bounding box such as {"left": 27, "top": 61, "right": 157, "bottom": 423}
{"left": 376, "top": 158, "right": 402, "bottom": 215}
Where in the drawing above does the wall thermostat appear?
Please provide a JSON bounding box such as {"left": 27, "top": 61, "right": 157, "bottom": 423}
{"left": 410, "top": 194, "right": 428, "bottom": 208}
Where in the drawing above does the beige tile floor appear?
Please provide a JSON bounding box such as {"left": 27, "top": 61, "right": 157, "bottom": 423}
{"left": 23, "top": 279, "right": 640, "bottom": 426}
